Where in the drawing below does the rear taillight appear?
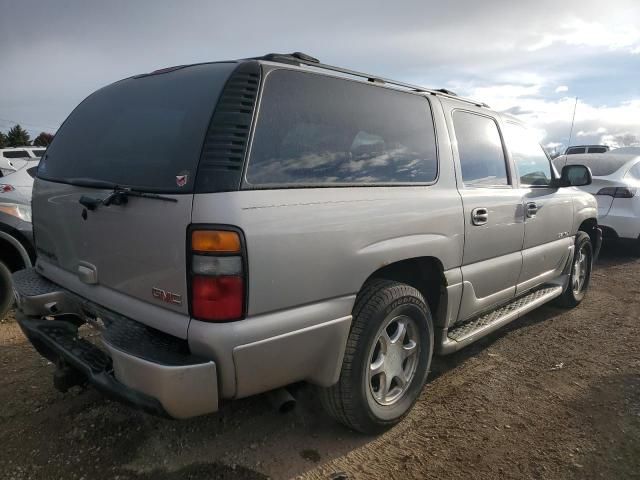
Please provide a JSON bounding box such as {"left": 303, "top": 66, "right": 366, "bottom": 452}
{"left": 596, "top": 187, "right": 637, "bottom": 198}
{"left": 189, "top": 228, "right": 246, "bottom": 322}
{"left": 0, "top": 185, "right": 15, "bottom": 193}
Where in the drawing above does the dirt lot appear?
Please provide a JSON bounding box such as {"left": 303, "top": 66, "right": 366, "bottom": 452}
{"left": 1, "top": 244, "right": 639, "bottom": 480}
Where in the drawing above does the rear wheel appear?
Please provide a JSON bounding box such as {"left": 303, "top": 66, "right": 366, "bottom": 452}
{"left": 0, "top": 261, "right": 13, "bottom": 319}
{"left": 320, "top": 279, "right": 433, "bottom": 434}
{"left": 555, "top": 231, "right": 592, "bottom": 308}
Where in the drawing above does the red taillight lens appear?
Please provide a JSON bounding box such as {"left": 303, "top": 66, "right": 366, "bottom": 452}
{"left": 0, "top": 185, "right": 15, "bottom": 193}
{"left": 190, "top": 228, "right": 246, "bottom": 322}
{"left": 192, "top": 275, "right": 243, "bottom": 321}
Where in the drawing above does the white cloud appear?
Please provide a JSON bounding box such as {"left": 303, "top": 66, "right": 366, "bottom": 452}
{"left": 528, "top": 19, "right": 640, "bottom": 53}
{"left": 456, "top": 81, "right": 640, "bottom": 151}
{"left": 555, "top": 85, "right": 569, "bottom": 93}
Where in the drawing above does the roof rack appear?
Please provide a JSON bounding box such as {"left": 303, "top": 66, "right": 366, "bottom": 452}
{"left": 251, "top": 52, "right": 489, "bottom": 108}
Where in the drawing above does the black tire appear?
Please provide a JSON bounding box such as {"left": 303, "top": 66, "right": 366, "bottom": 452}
{"left": 0, "top": 261, "right": 14, "bottom": 319}
{"left": 320, "top": 279, "right": 433, "bottom": 434}
{"left": 555, "top": 231, "right": 593, "bottom": 308}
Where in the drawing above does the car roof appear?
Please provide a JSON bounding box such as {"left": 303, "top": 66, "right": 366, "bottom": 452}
{"left": 136, "top": 53, "right": 493, "bottom": 112}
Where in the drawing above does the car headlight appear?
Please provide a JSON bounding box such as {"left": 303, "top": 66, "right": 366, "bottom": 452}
{"left": 0, "top": 203, "right": 32, "bottom": 222}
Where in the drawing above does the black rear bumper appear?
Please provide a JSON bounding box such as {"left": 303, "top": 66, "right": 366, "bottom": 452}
{"left": 17, "top": 312, "right": 169, "bottom": 417}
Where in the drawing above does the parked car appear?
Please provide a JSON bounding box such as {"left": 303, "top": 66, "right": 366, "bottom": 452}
{"left": 12, "top": 53, "right": 600, "bottom": 433}
{"left": 554, "top": 152, "right": 640, "bottom": 254}
{"left": 0, "top": 162, "right": 37, "bottom": 317}
{"left": 564, "top": 145, "right": 610, "bottom": 155}
{"left": 0, "top": 147, "right": 45, "bottom": 177}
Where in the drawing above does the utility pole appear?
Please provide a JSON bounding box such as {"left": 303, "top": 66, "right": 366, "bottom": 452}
{"left": 567, "top": 97, "right": 578, "bottom": 148}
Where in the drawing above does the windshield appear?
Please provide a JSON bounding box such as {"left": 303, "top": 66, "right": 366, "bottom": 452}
{"left": 38, "top": 62, "right": 235, "bottom": 193}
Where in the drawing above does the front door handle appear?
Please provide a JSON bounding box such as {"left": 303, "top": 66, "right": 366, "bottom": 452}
{"left": 471, "top": 207, "right": 489, "bottom": 226}
{"left": 526, "top": 202, "right": 538, "bottom": 218}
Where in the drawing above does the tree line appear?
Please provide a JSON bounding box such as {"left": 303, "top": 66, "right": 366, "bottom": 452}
{"left": 0, "top": 125, "right": 54, "bottom": 148}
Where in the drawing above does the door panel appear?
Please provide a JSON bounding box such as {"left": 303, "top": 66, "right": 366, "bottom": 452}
{"left": 458, "top": 188, "right": 525, "bottom": 321}
{"left": 517, "top": 188, "right": 574, "bottom": 292}
{"left": 443, "top": 106, "right": 525, "bottom": 323}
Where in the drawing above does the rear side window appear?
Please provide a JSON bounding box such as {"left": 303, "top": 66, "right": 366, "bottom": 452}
{"left": 30, "top": 149, "right": 45, "bottom": 158}
{"left": 588, "top": 146, "right": 607, "bottom": 153}
{"left": 2, "top": 150, "right": 30, "bottom": 159}
{"left": 453, "top": 111, "right": 509, "bottom": 187}
{"left": 38, "top": 63, "right": 236, "bottom": 193}
{"left": 503, "top": 122, "right": 552, "bottom": 186}
{"left": 566, "top": 147, "right": 586, "bottom": 155}
{"left": 245, "top": 70, "right": 437, "bottom": 186}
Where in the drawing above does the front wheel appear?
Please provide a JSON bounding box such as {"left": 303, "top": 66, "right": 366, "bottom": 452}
{"left": 555, "top": 231, "right": 593, "bottom": 308}
{"left": 320, "top": 279, "right": 433, "bottom": 434}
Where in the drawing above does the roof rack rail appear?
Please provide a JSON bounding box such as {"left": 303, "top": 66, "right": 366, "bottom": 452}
{"left": 251, "top": 52, "right": 489, "bottom": 108}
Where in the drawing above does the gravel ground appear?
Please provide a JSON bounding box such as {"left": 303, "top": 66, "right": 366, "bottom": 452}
{"left": 1, "top": 243, "right": 638, "bottom": 480}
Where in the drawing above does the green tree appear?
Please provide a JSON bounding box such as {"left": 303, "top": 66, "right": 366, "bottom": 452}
{"left": 0, "top": 131, "right": 7, "bottom": 148}
{"left": 33, "top": 132, "right": 54, "bottom": 147}
{"left": 6, "top": 125, "right": 31, "bottom": 147}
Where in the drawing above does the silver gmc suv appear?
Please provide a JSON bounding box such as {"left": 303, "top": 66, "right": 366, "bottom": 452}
{"left": 13, "top": 52, "right": 601, "bottom": 434}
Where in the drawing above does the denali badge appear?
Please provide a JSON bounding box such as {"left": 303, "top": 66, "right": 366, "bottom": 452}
{"left": 152, "top": 287, "right": 183, "bottom": 306}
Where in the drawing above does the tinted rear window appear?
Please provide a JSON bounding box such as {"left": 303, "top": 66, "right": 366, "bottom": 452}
{"left": 31, "top": 149, "right": 45, "bottom": 157}
{"left": 38, "top": 63, "right": 236, "bottom": 193}
{"left": 3, "top": 150, "right": 30, "bottom": 159}
{"left": 245, "top": 70, "right": 438, "bottom": 186}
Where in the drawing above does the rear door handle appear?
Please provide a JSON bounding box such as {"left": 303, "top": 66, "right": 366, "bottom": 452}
{"left": 471, "top": 207, "right": 489, "bottom": 226}
{"left": 526, "top": 202, "right": 538, "bottom": 218}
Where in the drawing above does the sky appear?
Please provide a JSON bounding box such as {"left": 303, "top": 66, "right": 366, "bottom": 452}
{"left": 1, "top": 0, "right": 639, "bottom": 154}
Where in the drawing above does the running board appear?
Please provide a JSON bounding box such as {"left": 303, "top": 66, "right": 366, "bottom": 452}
{"left": 438, "top": 286, "right": 563, "bottom": 355}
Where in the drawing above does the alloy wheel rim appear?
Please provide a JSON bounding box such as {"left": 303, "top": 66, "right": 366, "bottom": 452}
{"left": 572, "top": 246, "right": 589, "bottom": 295}
{"left": 368, "top": 314, "right": 420, "bottom": 406}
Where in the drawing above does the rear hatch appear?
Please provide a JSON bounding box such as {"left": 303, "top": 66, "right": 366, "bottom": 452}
{"left": 33, "top": 62, "right": 237, "bottom": 333}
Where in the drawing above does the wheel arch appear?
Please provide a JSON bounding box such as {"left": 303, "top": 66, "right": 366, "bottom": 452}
{"left": 359, "top": 256, "right": 448, "bottom": 327}
{"left": 577, "top": 217, "right": 599, "bottom": 248}
{"left": 0, "top": 231, "right": 32, "bottom": 272}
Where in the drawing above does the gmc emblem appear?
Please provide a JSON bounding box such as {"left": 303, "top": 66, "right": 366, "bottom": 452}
{"left": 152, "top": 287, "right": 183, "bottom": 306}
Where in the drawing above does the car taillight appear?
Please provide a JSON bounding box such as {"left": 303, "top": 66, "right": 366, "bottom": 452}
{"left": 596, "top": 187, "right": 637, "bottom": 198}
{"left": 189, "top": 228, "right": 246, "bottom": 322}
{"left": 0, "top": 185, "right": 15, "bottom": 193}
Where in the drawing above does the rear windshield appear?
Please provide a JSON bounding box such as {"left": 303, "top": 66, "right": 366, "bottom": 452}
{"left": 245, "top": 69, "right": 438, "bottom": 186}
{"left": 2, "top": 150, "right": 30, "bottom": 159}
{"left": 38, "top": 63, "right": 236, "bottom": 193}
{"left": 564, "top": 156, "right": 630, "bottom": 176}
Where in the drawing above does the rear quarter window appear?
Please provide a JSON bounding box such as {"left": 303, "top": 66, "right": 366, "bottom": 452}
{"left": 245, "top": 70, "right": 438, "bottom": 186}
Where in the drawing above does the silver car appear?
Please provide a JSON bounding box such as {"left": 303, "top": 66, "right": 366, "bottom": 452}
{"left": 12, "top": 53, "right": 599, "bottom": 433}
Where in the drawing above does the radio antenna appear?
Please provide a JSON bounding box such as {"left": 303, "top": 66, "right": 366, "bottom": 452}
{"left": 567, "top": 97, "right": 578, "bottom": 148}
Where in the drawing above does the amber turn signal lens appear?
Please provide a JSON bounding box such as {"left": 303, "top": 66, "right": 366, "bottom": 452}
{"left": 192, "top": 230, "right": 241, "bottom": 253}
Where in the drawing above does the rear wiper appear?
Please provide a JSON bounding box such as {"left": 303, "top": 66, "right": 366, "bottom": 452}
{"left": 78, "top": 186, "right": 178, "bottom": 211}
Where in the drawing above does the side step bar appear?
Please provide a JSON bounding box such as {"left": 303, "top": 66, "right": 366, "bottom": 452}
{"left": 439, "top": 286, "right": 563, "bottom": 354}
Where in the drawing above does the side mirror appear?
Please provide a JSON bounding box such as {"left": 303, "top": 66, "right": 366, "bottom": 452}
{"left": 559, "top": 164, "right": 592, "bottom": 187}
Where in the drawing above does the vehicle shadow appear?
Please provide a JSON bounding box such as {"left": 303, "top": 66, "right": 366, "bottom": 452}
{"left": 595, "top": 240, "right": 639, "bottom": 268}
